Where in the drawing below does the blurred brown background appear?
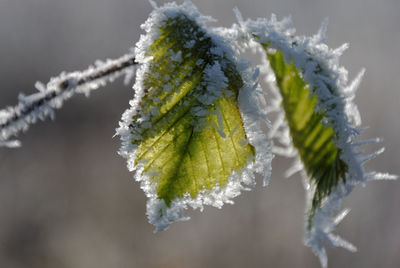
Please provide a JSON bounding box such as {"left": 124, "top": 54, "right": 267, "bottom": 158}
{"left": 0, "top": 0, "right": 399, "bottom": 267}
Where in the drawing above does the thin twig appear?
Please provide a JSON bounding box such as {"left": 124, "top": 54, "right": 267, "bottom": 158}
{"left": 0, "top": 53, "right": 137, "bottom": 147}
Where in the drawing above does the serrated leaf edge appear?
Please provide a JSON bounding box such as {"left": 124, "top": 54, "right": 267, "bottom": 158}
{"left": 116, "top": 2, "right": 273, "bottom": 232}
{"left": 237, "top": 12, "right": 397, "bottom": 268}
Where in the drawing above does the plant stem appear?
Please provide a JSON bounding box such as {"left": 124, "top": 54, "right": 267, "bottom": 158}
{"left": 0, "top": 53, "right": 137, "bottom": 147}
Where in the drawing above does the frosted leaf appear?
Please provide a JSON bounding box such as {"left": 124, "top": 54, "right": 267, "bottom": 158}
{"left": 236, "top": 10, "right": 396, "bottom": 267}
{"left": 116, "top": 2, "right": 272, "bottom": 232}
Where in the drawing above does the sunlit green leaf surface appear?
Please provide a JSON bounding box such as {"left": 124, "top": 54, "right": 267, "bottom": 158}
{"left": 131, "top": 15, "right": 254, "bottom": 206}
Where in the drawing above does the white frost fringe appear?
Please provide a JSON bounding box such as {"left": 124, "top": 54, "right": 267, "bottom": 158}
{"left": 0, "top": 53, "right": 136, "bottom": 147}
{"left": 116, "top": 2, "right": 273, "bottom": 232}
{"left": 234, "top": 10, "right": 397, "bottom": 267}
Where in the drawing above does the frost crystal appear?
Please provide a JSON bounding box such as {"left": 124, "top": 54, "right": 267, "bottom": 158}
{"left": 235, "top": 11, "right": 397, "bottom": 267}
{"left": 0, "top": 53, "right": 136, "bottom": 147}
{"left": 116, "top": 2, "right": 272, "bottom": 232}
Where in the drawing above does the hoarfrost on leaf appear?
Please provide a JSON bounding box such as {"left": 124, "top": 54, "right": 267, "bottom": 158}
{"left": 0, "top": 2, "right": 395, "bottom": 267}
{"left": 116, "top": 2, "right": 272, "bottom": 232}
{"left": 235, "top": 9, "right": 397, "bottom": 267}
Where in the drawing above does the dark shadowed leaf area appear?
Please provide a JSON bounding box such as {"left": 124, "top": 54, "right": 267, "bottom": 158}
{"left": 266, "top": 50, "right": 348, "bottom": 225}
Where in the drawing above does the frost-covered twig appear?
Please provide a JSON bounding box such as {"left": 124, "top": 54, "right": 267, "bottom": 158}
{"left": 0, "top": 53, "right": 137, "bottom": 148}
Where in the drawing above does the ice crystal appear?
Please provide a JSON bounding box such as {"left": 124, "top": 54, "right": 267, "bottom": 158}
{"left": 235, "top": 10, "right": 397, "bottom": 267}
{"left": 116, "top": 2, "right": 272, "bottom": 232}
{"left": 0, "top": 53, "right": 136, "bottom": 147}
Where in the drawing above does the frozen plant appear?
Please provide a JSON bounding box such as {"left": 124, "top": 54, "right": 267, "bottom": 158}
{"left": 0, "top": 53, "right": 137, "bottom": 148}
{"left": 0, "top": 1, "right": 396, "bottom": 267}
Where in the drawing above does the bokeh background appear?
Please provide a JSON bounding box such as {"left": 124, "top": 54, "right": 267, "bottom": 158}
{"left": 0, "top": 0, "right": 399, "bottom": 267}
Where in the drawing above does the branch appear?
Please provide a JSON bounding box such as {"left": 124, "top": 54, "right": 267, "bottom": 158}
{"left": 0, "top": 52, "right": 138, "bottom": 148}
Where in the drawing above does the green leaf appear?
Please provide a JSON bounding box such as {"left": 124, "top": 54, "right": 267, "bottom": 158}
{"left": 266, "top": 50, "right": 348, "bottom": 223}
{"left": 116, "top": 3, "right": 272, "bottom": 231}
{"left": 241, "top": 14, "right": 395, "bottom": 266}
{"left": 134, "top": 14, "right": 254, "bottom": 205}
